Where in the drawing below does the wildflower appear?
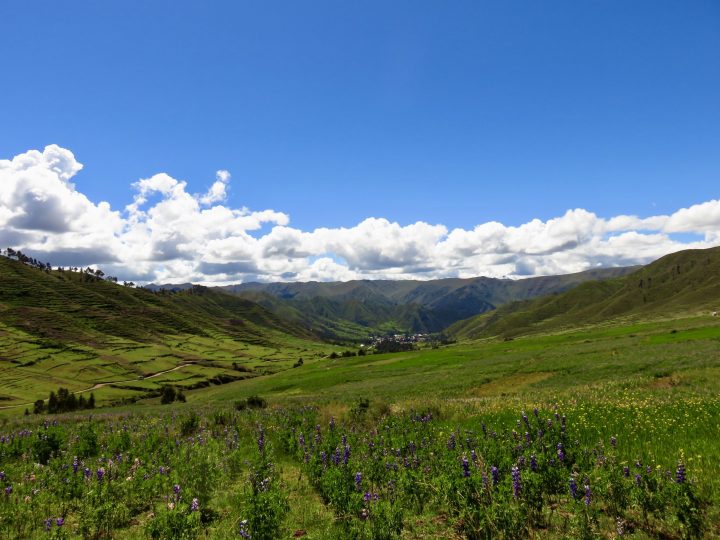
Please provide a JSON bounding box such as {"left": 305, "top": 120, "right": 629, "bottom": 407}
{"left": 511, "top": 466, "right": 521, "bottom": 498}
{"left": 329, "top": 417, "right": 335, "bottom": 431}
{"left": 481, "top": 421, "right": 487, "bottom": 437}
{"left": 616, "top": 517, "right": 625, "bottom": 536}
{"left": 238, "top": 519, "right": 251, "bottom": 538}
{"left": 173, "top": 484, "right": 181, "bottom": 495}
{"left": 623, "top": 466, "right": 630, "bottom": 477}
{"left": 569, "top": 476, "right": 578, "bottom": 499}
{"left": 56, "top": 517, "right": 64, "bottom": 527}
{"left": 676, "top": 462, "right": 686, "bottom": 484}
{"left": 491, "top": 466, "right": 499, "bottom": 486}
{"left": 355, "top": 472, "right": 362, "bottom": 490}
{"left": 461, "top": 455, "right": 470, "bottom": 478}
{"left": 360, "top": 508, "right": 369, "bottom": 520}
{"left": 96, "top": 468, "right": 105, "bottom": 481}
{"left": 364, "top": 491, "right": 371, "bottom": 502}
{"left": 44, "top": 518, "right": 52, "bottom": 531}
{"left": 635, "top": 473, "right": 642, "bottom": 486}
{"left": 190, "top": 498, "right": 199, "bottom": 512}
{"left": 257, "top": 427, "right": 265, "bottom": 453}
{"left": 298, "top": 433, "right": 305, "bottom": 448}
{"left": 584, "top": 481, "right": 591, "bottom": 506}
{"left": 167, "top": 502, "right": 175, "bottom": 511}
{"left": 72, "top": 457, "right": 78, "bottom": 474}
{"left": 530, "top": 454, "right": 537, "bottom": 472}
{"left": 557, "top": 442, "right": 565, "bottom": 462}
{"left": 343, "top": 445, "right": 351, "bottom": 465}
{"left": 447, "top": 432, "right": 456, "bottom": 451}
{"left": 5, "top": 485, "right": 12, "bottom": 496}
{"left": 610, "top": 436, "right": 617, "bottom": 448}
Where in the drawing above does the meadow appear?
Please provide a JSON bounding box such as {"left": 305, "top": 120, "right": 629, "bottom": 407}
{"left": 1, "top": 314, "right": 718, "bottom": 538}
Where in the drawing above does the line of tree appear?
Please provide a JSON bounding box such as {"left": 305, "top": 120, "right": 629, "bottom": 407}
{"left": 1, "top": 248, "right": 123, "bottom": 284}
{"left": 33, "top": 388, "right": 95, "bottom": 414}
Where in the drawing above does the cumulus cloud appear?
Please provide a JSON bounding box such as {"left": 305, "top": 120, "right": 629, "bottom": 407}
{"left": 1, "top": 145, "right": 719, "bottom": 284}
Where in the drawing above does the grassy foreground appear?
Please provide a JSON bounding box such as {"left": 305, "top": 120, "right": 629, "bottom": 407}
{"left": 0, "top": 314, "right": 718, "bottom": 538}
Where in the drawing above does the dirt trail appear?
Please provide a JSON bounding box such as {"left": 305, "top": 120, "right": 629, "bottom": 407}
{"left": 0, "top": 362, "right": 196, "bottom": 410}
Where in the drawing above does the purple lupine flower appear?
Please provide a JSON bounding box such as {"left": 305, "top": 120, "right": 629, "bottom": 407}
{"left": 511, "top": 466, "right": 521, "bottom": 498}
{"left": 461, "top": 455, "right": 470, "bottom": 478}
{"left": 447, "top": 432, "right": 456, "bottom": 451}
{"left": 56, "top": 517, "right": 64, "bottom": 527}
{"left": 676, "top": 462, "right": 686, "bottom": 484}
{"left": 530, "top": 454, "right": 538, "bottom": 472}
{"left": 84, "top": 467, "right": 91, "bottom": 479}
{"left": 557, "top": 442, "right": 565, "bottom": 462}
{"left": 635, "top": 473, "right": 642, "bottom": 486}
{"left": 343, "top": 445, "right": 351, "bottom": 465}
{"left": 239, "top": 519, "right": 251, "bottom": 539}
{"left": 583, "top": 481, "right": 591, "bottom": 506}
{"left": 0, "top": 471, "right": 4, "bottom": 481}
{"left": 72, "top": 457, "right": 78, "bottom": 474}
{"left": 610, "top": 436, "right": 617, "bottom": 448}
{"left": 521, "top": 411, "right": 529, "bottom": 428}
{"left": 569, "top": 476, "right": 578, "bottom": 499}
{"left": 4, "top": 485, "right": 11, "bottom": 496}
{"left": 96, "top": 468, "right": 105, "bottom": 481}
{"left": 623, "top": 466, "right": 630, "bottom": 477}
{"left": 190, "top": 498, "right": 199, "bottom": 512}
{"left": 173, "top": 484, "right": 181, "bottom": 495}
{"left": 491, "top": 466, "right": 499, "bottom": 486}
{"left": 45, "top": 518, "right": 52, "bottom": 531}
{"left": 355, "top": 472, "right": 362, "bottom": 490}
{"left": 409, "top": 441, "right": 416, "bottom": 454}
{"left": 341, "top": 434, "right": 347, "bottom": 446}
{"left": 533, "top": 408, "right": 539, "bottom": 417}
{"left": 471, "top": 449, "right": 477, "bottom": 463}
{"left": 298, "top": 433, "right": 305, "bottom": 448}
{"left": 257, "top": 428, "right": 265, "bottom": 453}
{"left": 332, "top": 448, "right": 341, "bottom": 466}
{"left": 525, "top": 432, "right": 531, "bottom": 444}
{"left": 320, "top": 451, "right": 327, "bottom": 465}
{"left": 315, "top": 424, "right": 322, "bottom": 444}
{"left": 364, "top": 491, "right": 372, "bottom": 502}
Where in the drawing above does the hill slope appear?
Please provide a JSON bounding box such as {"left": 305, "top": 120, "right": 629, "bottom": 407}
{"left": 449, "top": 246, "right": 720, "bottom": 340}
{"left": 0, "top": 256, "right": 329, "bottom": 407}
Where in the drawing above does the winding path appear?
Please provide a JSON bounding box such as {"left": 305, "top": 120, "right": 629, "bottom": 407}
{"left": 0, "top": 362, "right": 196, "bottom": 410}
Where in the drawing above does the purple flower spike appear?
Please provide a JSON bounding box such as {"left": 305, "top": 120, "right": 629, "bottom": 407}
{"left": 511, "top": 466, "right": 521, "bottom": 498}
{"left": 676, "top": 462, "right": 686, "bottom": 484}
{"left": 583, "top": 481, "right": 591, "bottom": 506}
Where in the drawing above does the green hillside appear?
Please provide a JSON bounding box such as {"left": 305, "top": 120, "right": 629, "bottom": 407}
{"left": 449, "top": 246, "right": 720, "bottom": 340}
{"left": 0, "top": 256, "right": 332, "bottom": 408}
{"left": 223, "top": 266, "right": 636, "bottom": 340}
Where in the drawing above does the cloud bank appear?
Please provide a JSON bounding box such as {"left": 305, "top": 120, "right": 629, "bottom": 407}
{"left": 1, "top": 145, "right": 719, "bottom": 284}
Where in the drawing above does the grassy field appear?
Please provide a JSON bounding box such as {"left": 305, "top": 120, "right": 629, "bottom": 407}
{"left": 0, "top": 312, "right": 718, "bottom": 538}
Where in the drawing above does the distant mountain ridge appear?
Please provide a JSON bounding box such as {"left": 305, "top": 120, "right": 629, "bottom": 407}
{"left": 448, "top": 246, "right": 720, "bottom": 340}
{"left": 211, "top": 267, "right": 638, "bottom": 340}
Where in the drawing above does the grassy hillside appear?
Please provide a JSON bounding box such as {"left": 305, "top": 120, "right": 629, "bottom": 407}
{"left": 0, "top": 256, "right": 333, "bottom": 408}
{"left": 449, "top": 246, "right": 720, "bottom": 340}
{"left": 223, "top": 266, "right": 636, "bottom": 340}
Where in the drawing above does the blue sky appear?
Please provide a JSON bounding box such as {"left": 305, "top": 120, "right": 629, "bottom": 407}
{"left": 1, "top": 1, "right": 719, "bottom": 283}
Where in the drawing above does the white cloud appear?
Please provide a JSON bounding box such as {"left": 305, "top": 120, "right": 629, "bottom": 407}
{"left": 1, "top": 145, "right": 719, "bottom": 284}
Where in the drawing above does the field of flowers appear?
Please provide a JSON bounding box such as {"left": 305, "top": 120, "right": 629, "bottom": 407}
{"left": 0, "top": 395, "right": 716, "bottom": 539}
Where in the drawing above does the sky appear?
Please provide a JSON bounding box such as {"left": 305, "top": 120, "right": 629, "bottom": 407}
{"left": 1, "top": 1, "right": 719, "bottom": 284}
